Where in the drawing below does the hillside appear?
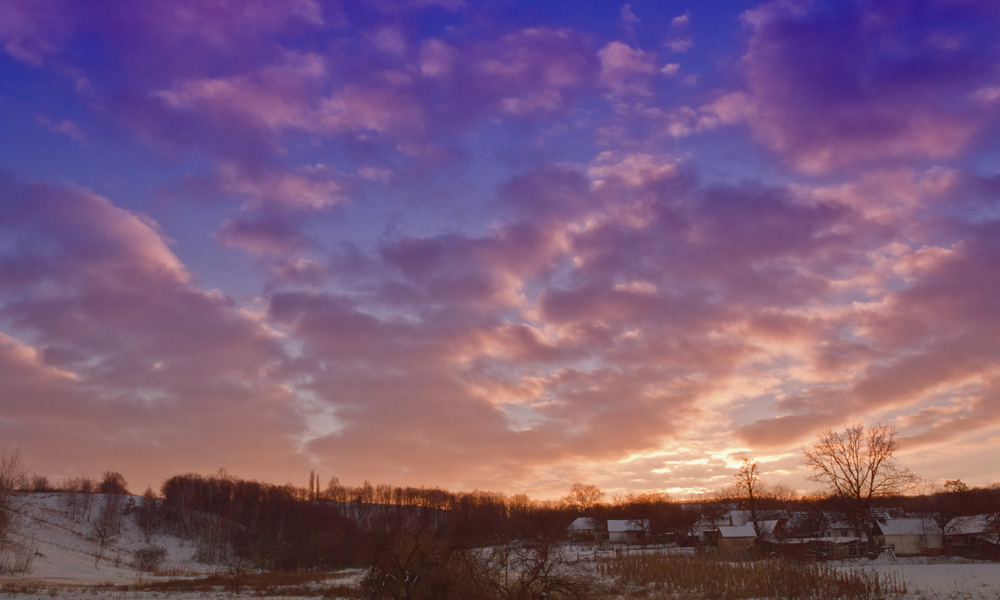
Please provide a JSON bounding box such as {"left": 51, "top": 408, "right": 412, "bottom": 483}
{"left": 3, "top": 493, "right": 211, "bottom": 584}
{"left": 1, "top": 493, "right": 358, "bottom": 598}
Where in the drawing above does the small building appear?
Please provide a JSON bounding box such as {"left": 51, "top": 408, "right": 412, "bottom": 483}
{"left": 717, "top": 523, "right": 757, "bottom": 554}
{"left": 608, "top": 519, "right": 649, "bottom": 545}
{"left": 873, "top": 518, "right": 943, "bottom": 556}
{"left": 946, "top": 514, "right": 1000, "bottom": 560}
{"left": 567, "top": 517, "right": 603, "bottom": 544}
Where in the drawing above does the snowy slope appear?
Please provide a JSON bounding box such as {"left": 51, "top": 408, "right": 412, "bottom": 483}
{"left": 3, "top": 493, "right": 211, "bottom": 585}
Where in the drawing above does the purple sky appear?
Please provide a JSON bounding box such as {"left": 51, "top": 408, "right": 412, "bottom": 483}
{"left": 2, "top": 0, "right": 999, "bottom": 499}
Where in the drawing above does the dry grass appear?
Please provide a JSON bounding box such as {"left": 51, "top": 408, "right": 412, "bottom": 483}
{"left": 600, "top": 553, "right": 907, "bottom": 600}
{"left": 94, "top": 569, "right": 362, "bottom": 597}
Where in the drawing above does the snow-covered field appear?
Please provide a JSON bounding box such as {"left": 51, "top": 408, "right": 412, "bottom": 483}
{"left": 3, "top": 494, "right": 1000, "bottom": 599}
{"left": 834, "top": 556, "right": 1000, "bottom": 600}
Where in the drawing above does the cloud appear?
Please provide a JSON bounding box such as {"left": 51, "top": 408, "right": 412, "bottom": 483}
{"left": 598, "top": 41, "right": 658, "bottom": 95}
{"left": 35, "top": 115, "right": 86, "bottom": 141}
{"left": 216, "top": 214, "right": 313, "bottom": 257}
{"left": 665, "top": 11, "right": 693, "bottom": 53}
{"left": 6, "top": 0, "right": 1000, "bottom": 496}
{"left": 469, "top": 28, "right": 595, "bottom": 117}
{"left": 0, "top": 0, "right": 73, "bottom": 65}
{"left": 732, "top": 0, "right": 1000, "bottom": 173}
{"left": 215, "top": 160, "right": 349, "bottom": 211}
{"left": 154, "top": 52, "right": 326, "bottom": 133}
{"left": 0, "top": 172, "right": 305, "bottom": 487}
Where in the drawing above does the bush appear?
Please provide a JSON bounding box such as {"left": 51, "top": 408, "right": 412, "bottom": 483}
{"left": 362, "top": 531, "right": 598, "bottom": 600}
{"left": 132, "top": 544, "right": 168, "bottom": 573}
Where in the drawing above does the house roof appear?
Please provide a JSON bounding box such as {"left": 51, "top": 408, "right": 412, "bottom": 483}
{"left": 608, "top": 519, "right": 649, "bottom": 533}
{"left": 946, "top": 514, "right": 997, "bottom": 536}
{"left": 757, "top": 520, "right": 780, "bottom": 535}
{"left": 877, "top": 518, "right": 942, "bottom": 536}
{"left": 729, "top": 510, "right": 752, "bottom": 527}
{"left": 718, "top": 524, "right": 757, "bottom": 538}
{"left": 568, "top": 517, "right": 597, "bottom": 530}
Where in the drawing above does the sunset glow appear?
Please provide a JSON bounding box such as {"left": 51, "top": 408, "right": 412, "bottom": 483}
{"left": 2, "top": 0, "right": 999, "bottom": 500}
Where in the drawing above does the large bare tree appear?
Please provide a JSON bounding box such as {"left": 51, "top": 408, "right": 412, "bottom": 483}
{"left": 803, "top": 423, "right": 918, "bottom": 543}
{"left": 733, "top": 459, "right": 764, "bottom": 536}
{"left": 565, "top": 483, "right": 604, "bottom": 514}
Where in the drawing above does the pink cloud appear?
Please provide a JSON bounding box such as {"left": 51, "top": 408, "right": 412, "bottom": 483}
{"left": 155, "top": 52, "right": 325, "bottom": 132}
{"left": 468, "top": 28, "right": 595, "bottom": 117}
{"left": 598, "top": 41, "right": 658, "bottom": 95}
{"left": 133, "top": 0, "right": 323, "bottom": 49}
{"left": 216, "top": 215, "right": 313, "bottom": 257}
{"left": 0, "top": 173, "right": 306, "bottom": 489}
{"left": 0, "top": 0, "right": 72, "bottom": 65}
{"left": 215, "top": 160, "right": 349, "bottom": 211}
{"left": 319, "top": 84, "right": 427, "bottom": 136}
{"left": 732, "top": 0, "right": 1000, "bottom": 173}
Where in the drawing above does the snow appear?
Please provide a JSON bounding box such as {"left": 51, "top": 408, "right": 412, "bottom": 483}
{"left": 718, "top": 523, "right": 757, "bottom": 538}
{"left": 834, "top": 556, "right": 1000, "bottom": 599}
{"left": 878, "top": 518, "right": 943, "bottom": 536}
{"left": 3, "top": 493, "right": 211, "bottom": 586}
{"left": 947, "top": 514, "right": 994, "bottom": 535}
{"left": 569, "top": 517, "right": 597, "bottom": 530}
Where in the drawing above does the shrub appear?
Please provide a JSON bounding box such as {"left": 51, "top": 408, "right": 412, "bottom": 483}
{"left": 132, "top": 544, "right": 168, "bottom": 573}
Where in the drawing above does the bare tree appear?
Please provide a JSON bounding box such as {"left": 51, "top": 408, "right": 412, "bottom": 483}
{"left": 564, "top": 484, "right": 604, "bottom": 514}
{"left": 91, "top": 493, "right": 124, "bottom": 567}
{"left": 733, "top": 459, "right": 763, "bottom": 536}
{"left": 131, "top": 543, "right": 167, "bottom": 583}
{"left": 99, "top": 471, "right": 129, "bottom": 495}
{"left": 460, "top": 538, "right": 598, "bottom": 600}
{"left": 803, "top": 423, "right": 918, "bottom": 546}
{"left": 0, "top": 451, "right": 27, "bottom": 547}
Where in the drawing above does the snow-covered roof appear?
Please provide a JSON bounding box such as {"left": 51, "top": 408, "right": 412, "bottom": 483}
{"left": 568, "top": 517, "right": 597, "bottom": 530}
{"left": 877, "top": 518, "right": 942, "bottom": 536}
{"left": 718, "top": 524, "right": 756, "bottom": 538}
{"left": 946, "top": 514, "right": 997, "bottom": 536}
{"left": 608, "top": 519, "right": 649, "bottom": 532}
{"left": 693, "top": 517, "right": 717, "bottom": 534}
{"left": 729, "top": 509, "right": 752, "bottom": 526}
{"left": 757, "top": 520, "right": 780, "bottom": 535}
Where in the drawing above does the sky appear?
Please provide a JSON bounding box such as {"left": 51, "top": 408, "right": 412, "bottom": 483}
{"left": 1, "top": 0, "right": 1000, "bottom": 501}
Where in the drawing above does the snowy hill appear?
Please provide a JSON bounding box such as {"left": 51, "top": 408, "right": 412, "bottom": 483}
{"left": 3, "top": 493, "right": 211, "bottom": 585}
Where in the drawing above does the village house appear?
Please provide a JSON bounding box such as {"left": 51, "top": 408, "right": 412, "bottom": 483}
{"left": 567, "top": 517, "right": 603, "bottom": 544}
{"left": 714, "top": 519, "right": 784, "bottom": 556}
{"left": 945, "top": 514, "right": 1000, "bottom": 561}
{"left": 716, "top": 523, "right": 757, "bottom": 554}
{"left": 872, "top": 518, "right": 943, "bottom": 556}
{"left": 608, "top": 519, "right": 649, "bottom": 545}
